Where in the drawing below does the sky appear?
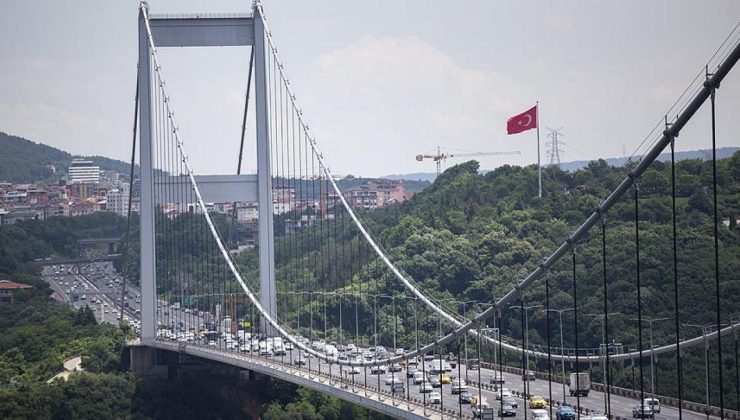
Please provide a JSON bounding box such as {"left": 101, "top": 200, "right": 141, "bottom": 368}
{"left": 1, "top": 1, "right": 740, "bottom": 177}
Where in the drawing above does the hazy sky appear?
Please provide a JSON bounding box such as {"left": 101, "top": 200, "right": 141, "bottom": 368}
{"left": 2, "top": 1, "right": 740, "bottom": 177}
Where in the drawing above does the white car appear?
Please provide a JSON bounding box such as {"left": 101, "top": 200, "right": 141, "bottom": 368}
{"left": 531, "top": 409, "right": 550, "bottom": 420}
{"left": 348, "top": 366, "right": 361, "bottom": 375}
{"left": 395, "top": 348, "right": 405, "bottom": 356}
{"left": 496, "top": 388, "right": 512, "bottom": 400}
{"left": 419, "top": 381, "right": 433, "bottom": 393}
{"left": 385, "top": 374, "right": 400, "bottom": 385}
{"left": 370, "top": 365, "right": 386, "bottom": 374}
{"left": 428, "top": 392, "right": 442, "bottom": 404}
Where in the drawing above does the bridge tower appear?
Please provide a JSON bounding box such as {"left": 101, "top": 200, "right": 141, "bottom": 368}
{"left": 138, "top": 4, "right": 276, "bottom": 340}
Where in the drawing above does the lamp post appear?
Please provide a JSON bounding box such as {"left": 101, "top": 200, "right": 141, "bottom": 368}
{"left": 630, "top": 316, "right": 670, "bottom": 399}
{"left": 684, "top": 323, "right": 711, "bottom": 420}
{"left": 511, "top": 304, "right": 543, "bottom": 399}
{"left": 545, "top": 307, "right": 575, "bottom": 403}
{"left": 586, "top": 312, "right": 622, "bottom": 414}
{"left": 460, "top": 300, "right": 479, "bottom": 369}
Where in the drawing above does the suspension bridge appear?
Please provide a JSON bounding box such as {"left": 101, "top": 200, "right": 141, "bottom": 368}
{"left": 125, "top": 3, "right": 740, "bottom": 419}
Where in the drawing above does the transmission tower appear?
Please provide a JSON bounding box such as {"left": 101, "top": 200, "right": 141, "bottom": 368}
{"left": 546, "top": 127, "right": 565, "bottom": 167}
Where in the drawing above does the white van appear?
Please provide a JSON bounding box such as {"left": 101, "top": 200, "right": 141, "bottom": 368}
{"left": 643, "top": 398, "right": 660, "bottom": 413}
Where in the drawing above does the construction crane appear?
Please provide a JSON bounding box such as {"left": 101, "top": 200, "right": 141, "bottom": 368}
{"left": 416, "top": 147, "right": 522, "bottom": 175}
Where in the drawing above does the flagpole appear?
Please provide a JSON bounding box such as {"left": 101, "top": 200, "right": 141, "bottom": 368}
{"left": 536, "top": 100, "right": 542, "bottom": 198}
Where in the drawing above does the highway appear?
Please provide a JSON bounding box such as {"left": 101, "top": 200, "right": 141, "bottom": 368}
{"left": 40, "top": 264, "right": 718, "bottom": 419}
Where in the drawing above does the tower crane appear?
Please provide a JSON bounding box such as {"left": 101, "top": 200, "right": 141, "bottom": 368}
{"left": 416, "top": 147, "right": 522, "bottom": 175}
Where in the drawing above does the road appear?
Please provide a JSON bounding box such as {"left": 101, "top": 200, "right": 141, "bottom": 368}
{"left": 40, "top": 264, "right": 717, "bottom": 419}
{"left": 41, "top": 262, "right": 141, "bottom": 327}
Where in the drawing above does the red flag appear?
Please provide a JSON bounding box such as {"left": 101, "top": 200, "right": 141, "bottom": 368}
{"left": 507, "top": 105, "right": 537, "bottom": 135}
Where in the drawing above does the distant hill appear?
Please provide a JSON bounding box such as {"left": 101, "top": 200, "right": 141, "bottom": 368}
{"left": 0, "top": 131, "right": 135, "bottom": 183}
{"left": 556, "top": 147, "right": 739, "bottom": 172}
{"left": 384, "top": 147, "right": 740, "bottom": 182}
{"left": 383, "top": 172, "right": 438, "bottom": 183}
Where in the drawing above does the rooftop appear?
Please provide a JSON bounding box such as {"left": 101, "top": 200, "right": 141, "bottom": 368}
{"left": 0, "top": 280, "right": 33, "bottom": 290}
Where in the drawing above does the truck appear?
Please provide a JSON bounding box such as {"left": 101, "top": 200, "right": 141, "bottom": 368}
{"left": 430, "top": 359, "right": 452, "bottom": 374}
{"left": 569, "top": 372, "right": 590, "bottom": 397}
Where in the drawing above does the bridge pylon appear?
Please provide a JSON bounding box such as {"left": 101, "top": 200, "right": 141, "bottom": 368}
{"left": 137, "top": 4, "right": 276, "bottom": 340}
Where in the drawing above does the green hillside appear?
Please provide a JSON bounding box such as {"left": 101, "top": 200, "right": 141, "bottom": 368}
{"left": 0, "top": 132, "right": 135, "bottom": 183}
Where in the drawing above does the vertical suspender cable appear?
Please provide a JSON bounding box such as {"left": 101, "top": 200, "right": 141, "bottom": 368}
{"left": 602, "top": 214, "right": 612, "bottom": 417}
{"left": 572, "top": 245, "right": 582, "bottom": 418}
{"left": 120, "top": 69, "right": 139, "bottom": 324}
{"left": 498, "top": 311, "right": 504, "bottom": 415}
{"left": 545, "top": 271, "right": 553, "bottom": 418}
{"left": 635, "top": 181, "right": 646, "bottom": 418}
{"left": 670, "top": 136, "right": 684, "bottom": 420}
{"left": 709, "top": 85, "right": 725, "bottom": 419}
{"left": 520, "top": 299, "right": 528, "bottom": 420}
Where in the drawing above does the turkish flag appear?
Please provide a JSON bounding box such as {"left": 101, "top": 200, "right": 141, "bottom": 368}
{"left": 507, "top": 105, "right": 537, "bottom": 135}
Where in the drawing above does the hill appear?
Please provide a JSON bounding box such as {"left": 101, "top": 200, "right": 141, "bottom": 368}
{"left": 384, "top": 147, "right": 740, "bottom": 182}
{"left": 0, "top": 131, "right": 135, "bottom": 183}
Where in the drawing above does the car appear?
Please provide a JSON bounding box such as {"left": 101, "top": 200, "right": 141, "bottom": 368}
{"left": 413, "top": 371, "right": 426, "bottom": 384}
{"left": 395, "top": 348, "right": 405, "bottom": 356}
{"left": 499, "top": 403, "right": 517, "bottom": 417}
{"left": 459, "top": 390, "right": 474, "bottom": 404}
{"left": 643, "top": 398, "right": 660, "bottom": 413}
{"left": 419, "top": 381, "right": 433, "bottom": 393}
{"left": 429, "top": 376, "right": 441, "bottom": 388}
{"left": 529, "top": 395, "right": 547, "bottom": 409}
{"left": 428, "top": 392, "right": 442, "bottom": 404}
{"left": 523, "top": 370, "right": 537, "bottom": 381}
{"left": 391, "top": 381, "right": 405, "bottom": 394}
{"left": 632, "top": 404, "right": 654, "bottom": 418}
{"left": 531, "top": 409, "right": 550, "bottom": 420}
{"left": 440, "top": 374, "right": 452, "bottom": 384}
{"left": 496, "top": 388, "right": 513, "bottom": 400}
{"left": 293, "top": 357, "right": 307, "bottom": 366}
{"left": 406, "top": 366, "right": 417, "bottom": 378}
{"left": 588, "top": 414, "right": 608, "bottom": 420}
{"left": 490, "top": 372, "right": 505, "bottom": 385}
{"left": 556, "top": 404, "right": 576, "bottom": 420}
{"left": 385, "top": 374, "right": 399, "bottom": 385}
{"left": 473, "top": 403, "right": 495, "bottom": 419}
{"left": 451, "top": 379, "right": 467, "bottom": 394}
{"left": 348, "top": 366, "right": 361, "bottom": 375}
{"left": 371, "top": 365, "right": 386, "bottom": 374}
{"left": 502, "top": 396, "right": 518, "bottom": 409}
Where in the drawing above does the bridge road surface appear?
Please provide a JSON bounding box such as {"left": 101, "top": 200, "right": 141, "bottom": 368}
{"left": 276, "top": 349, "right": 717, "bottom": 420}
{"left": 44, "top": 262, "right": 714, "bottom": 419}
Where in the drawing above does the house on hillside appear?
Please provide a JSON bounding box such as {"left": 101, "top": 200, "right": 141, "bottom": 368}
{"left": 0, "top": 280, "right": 33, "bottom": 304}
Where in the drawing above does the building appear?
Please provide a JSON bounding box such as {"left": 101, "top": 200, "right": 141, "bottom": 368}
{"left": 0, "top": 280, "right": 33, "bottom": 304}
{"left": 68, "top": 159, "right": 101, "bottom": 184}
{"left": 0, "top": 208, "right": 43, "bottom": 225}
{"left": 345, "top": 179, "right": 407, "bottom": 210}
{"left": 107, "top": 187, "right": 130, "bottom": 217}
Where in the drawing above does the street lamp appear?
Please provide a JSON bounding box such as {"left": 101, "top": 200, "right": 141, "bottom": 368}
{"left": 585, "top": 312, "right": 622, "bottom": 415}
{"left": 510, "top": 304, "right": 543, "bottom": 399}
{"left": 630, "top": 316, "right": 670, "bottom": 399}
{"left": 459, "top": 300, "right": 480, "bottom": 370}
{"left": 544, "top": 307, "right": 575, "bottom": 403}
{"left": 684, "top": 323, "right": 712, "bottom": 420}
